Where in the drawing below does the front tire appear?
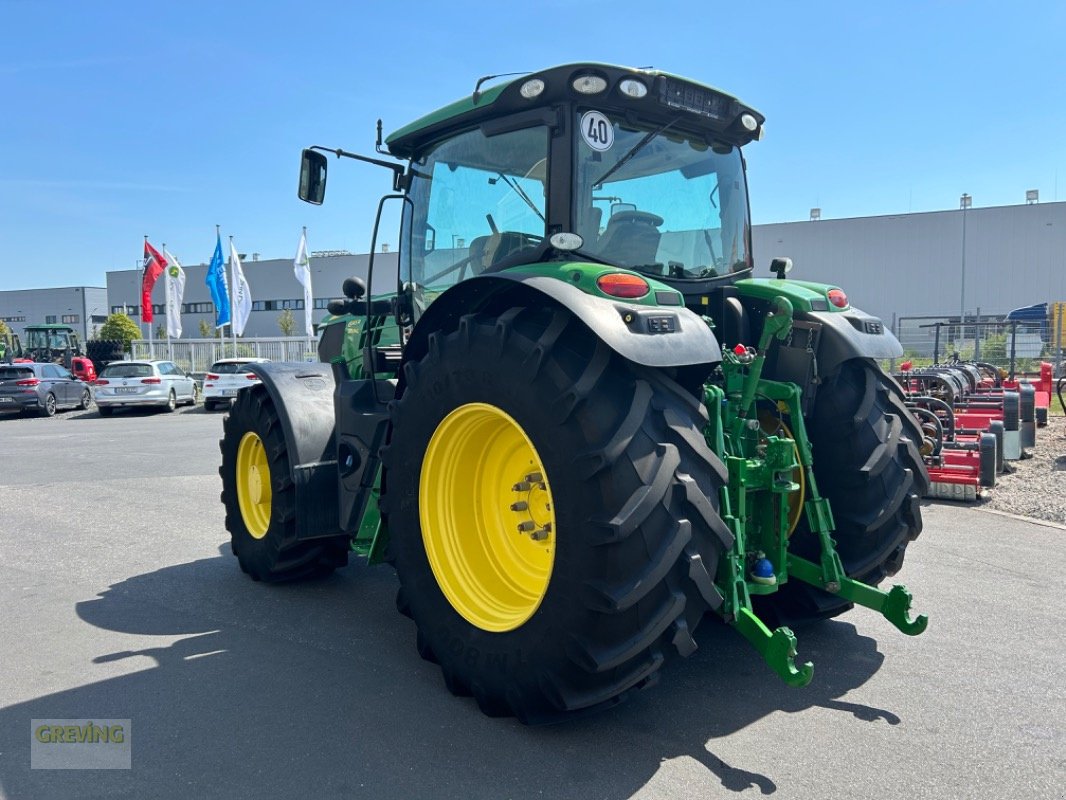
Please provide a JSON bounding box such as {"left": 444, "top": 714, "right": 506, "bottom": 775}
{"left": 765, "top": 359, "right": 928, "bottom": 624}
{"left": 79, "top": 389, "right": 92, "bottom": 410}
{"left": 381, "top": 308, "right": 730, "bottom": 723}
{"left": 220, "top": 387, "right": 348, "bottom": 581}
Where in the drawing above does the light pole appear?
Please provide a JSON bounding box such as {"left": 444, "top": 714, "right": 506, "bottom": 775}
{"left": 960, "top": 193, "right": 971, "bottom": 347}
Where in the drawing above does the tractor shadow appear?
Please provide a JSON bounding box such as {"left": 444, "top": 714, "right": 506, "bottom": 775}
{"left": 0, "top": 549, "right": 897, "bottom": 799}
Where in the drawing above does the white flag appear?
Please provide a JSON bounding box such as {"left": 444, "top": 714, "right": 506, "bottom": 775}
{"left": 293, "top": 229, "right": 314, "bottom": 337}
{"left": 229, "top": 239, "right": 253, "bottom": 336}
{"left": 162, "top": 248, "right": 186, "bottom": 338}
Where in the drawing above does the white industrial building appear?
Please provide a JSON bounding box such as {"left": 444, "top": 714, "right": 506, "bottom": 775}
{"left": 0, "top": 286, "right": 109, "bottom": 341}
{"left": 104, "top": 251, "right": 398, "bottom": 339}
{"left": 87, "top": 197, "right": 1066, "bottom": 349}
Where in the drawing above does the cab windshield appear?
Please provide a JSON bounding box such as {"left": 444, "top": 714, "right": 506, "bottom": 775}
{"left": 574, "top": 111, "right": 751, "bottom": 280}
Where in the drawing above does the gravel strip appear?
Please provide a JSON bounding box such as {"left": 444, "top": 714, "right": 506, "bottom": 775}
{"left": 980, "top": 413, "right": 1066, "bottom": 524}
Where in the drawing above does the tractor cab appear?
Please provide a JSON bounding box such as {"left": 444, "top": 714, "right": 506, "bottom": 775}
{"left": 301, "top": 64, "right": 764, "bottom": 341}
{"left": 0, "top": 331, "right": 26, "bottom": 363}
{"left": 24, "top": 324, "right": 82, "bottom": 366}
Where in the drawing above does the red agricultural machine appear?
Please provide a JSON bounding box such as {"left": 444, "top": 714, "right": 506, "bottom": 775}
{"left": 894, "top": 359, "right": 1051, "bottom": 500}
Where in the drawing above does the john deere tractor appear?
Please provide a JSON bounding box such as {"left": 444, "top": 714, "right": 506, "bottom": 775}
{"left": 219, "top": 63, "right": 929, "bottom": 723}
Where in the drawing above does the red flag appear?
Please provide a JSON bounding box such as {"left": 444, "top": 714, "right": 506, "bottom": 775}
{"left": 141, "top": 240, "right": 167, "bottom": 323}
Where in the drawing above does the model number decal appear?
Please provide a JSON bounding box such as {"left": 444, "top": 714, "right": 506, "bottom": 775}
{"left": 580, "top": 111, "right": 614, "bottom": 152}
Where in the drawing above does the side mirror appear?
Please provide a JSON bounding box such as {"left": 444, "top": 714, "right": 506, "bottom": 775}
{"left": 298, "top": 149, "right": 328, "bottom": 205}
{"left": 342, "top": 276, "right": 367, "bottom": 299}
{"left": 770, "top": 257, "right": 793, "bottom": 279}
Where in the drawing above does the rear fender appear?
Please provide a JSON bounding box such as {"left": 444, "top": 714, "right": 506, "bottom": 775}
{"left": 247, "top": 362, "right": 343, "bottom": 541}
{"left": 797, "top": 306, "right": 903, "bottom": 376}
{"left": 402, "top": 273, "right": 721, "bottom": 391}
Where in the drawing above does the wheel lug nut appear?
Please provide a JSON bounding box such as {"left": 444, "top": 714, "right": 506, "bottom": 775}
{"left": 530, "top": 527, "right": 550, "bottom": 541}
{"left": 517, "top": 521, "right": 535, "bottom": 532}
{"left": 525, "top": 472, "right": 543, "bottom": 483}
{"left": 512, "top": 481, "right": 531, "bottom": 492}
{"left": 510, "top": 501, "right": 528, "bottom": 511}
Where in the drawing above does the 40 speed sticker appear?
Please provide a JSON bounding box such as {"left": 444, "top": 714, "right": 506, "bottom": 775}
{"left": 580, "top": 110, "right": 614, "bottom": 152}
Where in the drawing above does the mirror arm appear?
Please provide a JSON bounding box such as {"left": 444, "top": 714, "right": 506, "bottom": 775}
{"left": 308, "top": 145, "right": 406, "bottom": 190}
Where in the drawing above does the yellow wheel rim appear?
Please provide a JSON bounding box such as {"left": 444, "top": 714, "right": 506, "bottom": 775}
{"left": 420, "top": 402, "right": 556, "bottom": 632}
{"left": 236, "top": 431, "right": 272, "bottom": 539}
{"left": 758, "top": 411, "right": 805, "bottom": 536}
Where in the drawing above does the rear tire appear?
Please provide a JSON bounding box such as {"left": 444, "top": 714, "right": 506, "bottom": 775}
{"left": 40, "top": 393, "right": 56, "bottom": 417}
{"left": 762, "top": 359, "right": 928, "bottom": 625}
{"left": 165, "top": 390, "right": 177, "bottom": 413}
{"left": 220, "top": 386, "right": 349, "bottom": 581}
{"left": 382, "top": 308, "right": 730, "bottom": 723}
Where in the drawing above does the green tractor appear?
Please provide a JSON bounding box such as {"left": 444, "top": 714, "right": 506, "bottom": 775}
{"left": 219, "top": 63, "right": 929, "bottom": 723}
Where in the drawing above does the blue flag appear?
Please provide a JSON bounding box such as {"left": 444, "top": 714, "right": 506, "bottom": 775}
{"left": 205, "top": 233, "right": 231, "bottom": 328}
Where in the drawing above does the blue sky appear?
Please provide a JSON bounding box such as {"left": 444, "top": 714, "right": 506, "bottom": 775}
{"left": 2, "top": 0, "right": 1064, "bottom": 290}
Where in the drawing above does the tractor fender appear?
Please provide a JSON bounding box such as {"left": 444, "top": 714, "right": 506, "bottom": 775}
{"left": 796, "top": 306, "right": 904, "bottom": 376}
{"left": 246, "top": 362, "right": 343, "bottom": 541}
{"left": 405, "top": 273, "right": 722, "bottom": 374}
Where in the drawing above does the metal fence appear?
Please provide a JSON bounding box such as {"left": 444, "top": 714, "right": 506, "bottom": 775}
{"left": 130, "top": 337, "right": 318, "bottom": 374}
{"left": 895, "top": 314, "right": 1064, "bottom": 376}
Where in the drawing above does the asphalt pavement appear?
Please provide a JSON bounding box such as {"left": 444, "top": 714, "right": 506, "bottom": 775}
{"left": 0, "top": 404, "right": 1063, "bottom": 799}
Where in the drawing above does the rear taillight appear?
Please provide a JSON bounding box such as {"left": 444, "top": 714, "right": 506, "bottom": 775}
{"left": 827, "top": 288, "right": 849, "bottom": 308}
{"left": 141, "top": 377, "right": 162, "bottom": 384}
{"left": 596, "top": 272, "right": 650, "bottom": 299}
{"left": 205, "top": 373, "right": 219, "bottom": 380}
{"left": 95, "top": 379, "right": 109, "bottom": 386}
{"left": 245, "top": 373, "right": 260, "bottom": 380}
{"left": 15, "top": 378, "right": 39, "bottom": 387}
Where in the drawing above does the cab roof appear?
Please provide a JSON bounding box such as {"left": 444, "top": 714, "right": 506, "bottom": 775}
{"left": 385, "top": 62, "right": 763, "bottom": 160}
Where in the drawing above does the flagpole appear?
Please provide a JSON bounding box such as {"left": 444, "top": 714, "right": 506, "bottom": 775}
{"left": 163, "top": 242, "right": 172, "bottom": 361}
{"left": 144, "top": 235, "right": 155, "bottom": 360}
{"left": 229, "top": 235, "right": 237, "bottom": 357}
{"left": 216, "top": 224, "right": 225, "bottom": 360}
{"left": 136, "top": 256, "right": 145, "bottom": 356}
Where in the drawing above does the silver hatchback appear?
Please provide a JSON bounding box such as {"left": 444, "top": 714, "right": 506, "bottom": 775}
{"left": 94, "top": 360, "right": 198, "bottom": 416}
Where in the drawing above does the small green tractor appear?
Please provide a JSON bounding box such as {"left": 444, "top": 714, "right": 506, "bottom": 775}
{"left": 219, "top": 63, "right": 929, "bottom": 723}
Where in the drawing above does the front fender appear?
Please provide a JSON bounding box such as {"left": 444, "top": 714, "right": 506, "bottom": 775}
{"left": 405, "top": 273, "right": 721, "bottom": 373}
{"left": 247, "top": 362, "right": 343, "bottom": 541}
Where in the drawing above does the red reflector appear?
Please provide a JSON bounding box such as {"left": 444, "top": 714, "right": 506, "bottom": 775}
{"left": 205, "top": 373, "right": 219, "bottom": 380}
{"left": 15, "top": 378, "right": 40, "bottom": 386}
{"left": 141, "top": 377, "right": 162, "bottom": 384}
{"left": 95, "top": 379, "right": 109, "bottom": 385}
{"left": 596, "top": 273, "right": 649, "bottom": 298}
{"left": 245, "top": 373, "right": 259, "bottom": 380}
{"left": 901, "top": 360, "right": 913, "bottom": 371}
{"left": 733, "top": 344, "right": 747, "bottom": 355}
{"left": 827, "top": 288, "right": 848, "bottom": 308}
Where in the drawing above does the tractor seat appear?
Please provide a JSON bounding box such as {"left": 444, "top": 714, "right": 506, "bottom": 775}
{"left": 596, "top": 210, "right": 663, "bottom": 267}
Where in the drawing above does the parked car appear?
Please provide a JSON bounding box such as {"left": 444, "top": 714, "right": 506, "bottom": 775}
{"left": 0, "top": 362, "right": 93, "bottom": 417}
{"left": 202, "top": 358, "right": 268, "bottom": 411}
{"left": 94, "top": 360, "right": 198, "bottom": 416}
